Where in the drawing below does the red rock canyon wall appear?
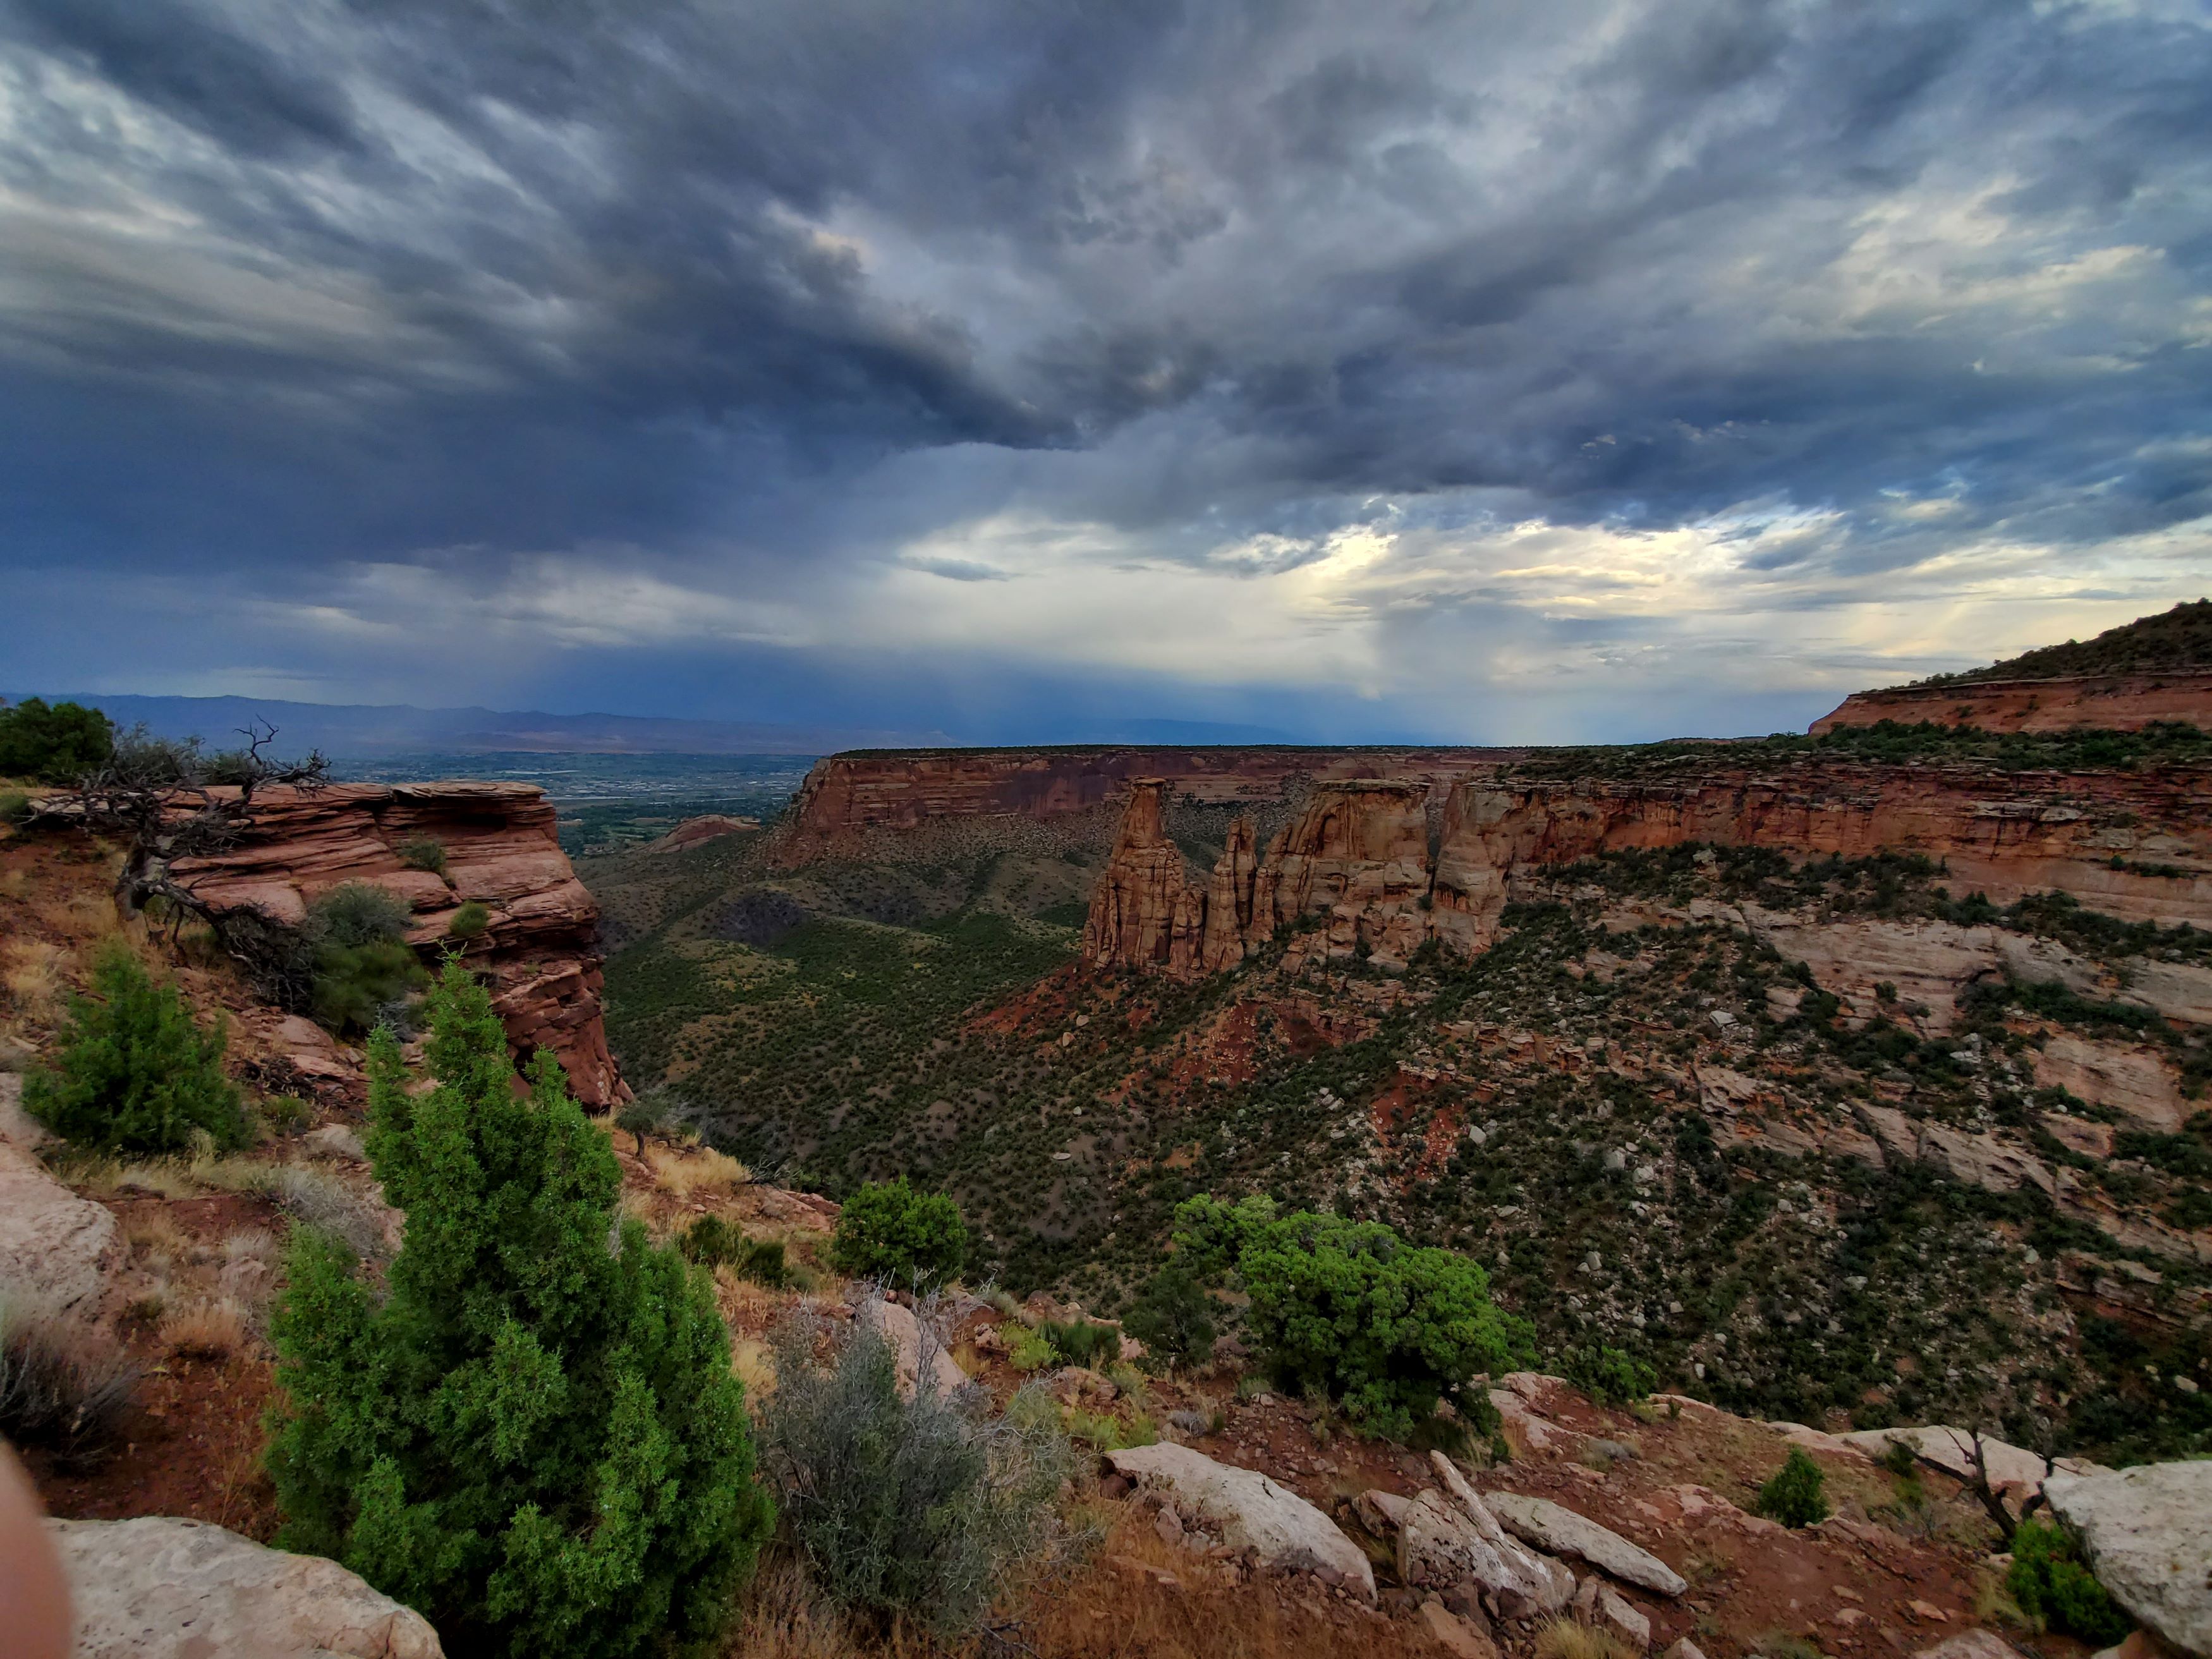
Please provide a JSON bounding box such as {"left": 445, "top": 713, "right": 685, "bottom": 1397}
{"left": 169, "top": 782, "right": 626, "bottom": 1107}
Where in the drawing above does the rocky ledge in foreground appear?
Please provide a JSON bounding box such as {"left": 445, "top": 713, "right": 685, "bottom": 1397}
{"left": 51, "top": 1516, "right": 444, "bottom": 1659}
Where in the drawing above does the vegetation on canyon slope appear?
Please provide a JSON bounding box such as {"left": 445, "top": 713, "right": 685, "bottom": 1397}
{"left": 597, "top": 822, "right": 2212, "bottom": 1467}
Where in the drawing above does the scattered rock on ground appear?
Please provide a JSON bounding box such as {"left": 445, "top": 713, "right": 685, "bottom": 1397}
{"left": 1401, "top": 1454, "right": 1574, "bottom": 1618}
{"left": 2045, "top": 1460, "right": 2212, "bottom": 1659}
{"left": 302, "top": 1123, "right": 368, "bottom": 1162}
{"left": 1106, "top": 1442, "right": 1376, "bottom": 1601}
{"left": 51, "top": 1516, "right": 443, "bottom": 1658}
{"left": 1484, "top": 1489, "right": 1687, "bottom": 1597}
{"left": 1913, "top": 1632, "right": 2024, "bottom": 1659}
{"left": 1421, "top": 1599, "right": 1500, "bottom": 1659}
{"left": 1576, "top": 1574, "right": 1652, "bottom": 1650}
{"left": 1839, "top": 1426, "right": 2103, "bottom": 1510}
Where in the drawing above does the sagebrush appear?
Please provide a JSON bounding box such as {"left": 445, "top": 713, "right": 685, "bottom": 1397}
{"left": 759, "top": 1310, "right": 1072, "bottom": 1637}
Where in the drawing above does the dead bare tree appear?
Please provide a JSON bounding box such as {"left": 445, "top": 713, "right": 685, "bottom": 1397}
{"left": 33, "top": 720, "right": 331, "bottom": 995}
{"left": 1909, "top": 1426, "right": 2051, "bottom": 1546}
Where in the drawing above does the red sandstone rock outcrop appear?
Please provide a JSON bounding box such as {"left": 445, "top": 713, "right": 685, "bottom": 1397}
{"left": 1084, "top": 779, "right": 1441, "bottom": 978}
{"left": 1811, "top": 671, "right": 2212, "bottom": 734}
{"left": 1080, "top": 781, "right": 1209, "bottom": 975}
{"left": 773, "top": 745, "right": 1519, "bottom": 864}
{"left": 1430, "top": 763, "right": 2212, "bottom": 950}
{"left": 1087, "top": 759, "right": 2212, "bottom": 985}
{"left": 167, "top": 782, "right": 626, "bottom": 1107}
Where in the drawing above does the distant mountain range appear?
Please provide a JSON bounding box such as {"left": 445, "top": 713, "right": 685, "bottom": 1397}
{"left": 12, "top": 694, "right": 940, "bottom": 757}
{"left": 7, "top": 695, "right": 1303, "bottom": 757}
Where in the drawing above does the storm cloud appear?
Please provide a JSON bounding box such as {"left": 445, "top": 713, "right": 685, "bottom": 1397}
{"left": 2, "top": 0, "right": 2207, "bottom": 740}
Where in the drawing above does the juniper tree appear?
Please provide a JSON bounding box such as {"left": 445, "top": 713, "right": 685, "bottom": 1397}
{"left": 25, "top": 944, "right": 245, "bottom": 1153}
{"left": 266, "top": 959, "right": 772, "bottom": 1658}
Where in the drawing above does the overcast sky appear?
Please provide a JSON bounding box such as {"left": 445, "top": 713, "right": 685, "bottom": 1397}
{"left": 2, "top": 0, "right": 2208, "bottom": 743}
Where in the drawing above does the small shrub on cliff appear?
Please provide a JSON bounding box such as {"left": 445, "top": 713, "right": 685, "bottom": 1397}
{"left": 394, "top": 836, "right": 447, "bottom": 876}
{"left": 758, "top": 1311, "right": 1072, "bottom": 1638}
{"left": 827, "top": 1177, "right": 968, "bottom": 1291}
{"left": 1122, "top": 1263, "right": 1215, "bottom": 1367}
{"left": 304, "top": 882, "right": 426, "bottom": 1034}
{"left": 25, "top": 944, "right": 246, "bottom": 1153}
{"left": 679, "top": 1216, "right": 787, "bottom": 1287}
{"left": 1174, "top": 1195, "right": 1531, "bottom": 1442}
{"left": 1041, "top": 1318, "right": 1120, "bottom": 1370}
{"left": 1562, "top": 1343, "right": 1656, "bottom": 1408}
{"left": 2007, "top": 1519, "right": 2132, "bottom": 1644}
{"left": 447, "top": 900, "right": 491, "bottom": 940}
{"left": 1754, "top": 1447, "right": 1832, "bottom": 1528}
{"left": 267, "top": 960, "right": 773, "bottom": 1658}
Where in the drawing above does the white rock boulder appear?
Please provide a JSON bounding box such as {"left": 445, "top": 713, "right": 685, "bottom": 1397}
{"left": 49, "top": 1516, "right": 443, "bottom": 1658}
{"left": 853, "top": 1294, "right": 969, "bottom": 1399}
{"left": 1406, "top": 1452, "right": 1576, "bottom": 1617}
{"left": 2044, "top": 1460, "right": 2212, "bottom": 1659}
{"left": 1484, "top": 1490, "right": 1687, "bottom": 1597}
{"left": 1105, "top": 1443, "right": 1375, "bottom": 1600}
{"left": 0, "top": 1136, "right": 120, "bottom": 1320}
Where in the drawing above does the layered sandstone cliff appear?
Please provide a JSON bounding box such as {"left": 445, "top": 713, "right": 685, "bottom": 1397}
{"left": 169, "top": 782, "right": 626, "bottom": 1107}
{"left": 1811, "top": 671, "right": 2212, "bottom": 734}
{"left": 1083, "top": 778, "right": 1442, "bottom": 976}
{"left": 1087, "top": 759, "right": 2212, "bottom": 982}
{"left": 772, "top": 745, "right": 1519, "bottom": 865}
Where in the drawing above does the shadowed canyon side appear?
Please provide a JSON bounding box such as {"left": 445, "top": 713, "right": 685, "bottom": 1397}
{"left": 170, "top": 782, "right": 626, "bottom": 1106}
{"left": 1086, "top": 761, "right": 2212, "bottom": 980}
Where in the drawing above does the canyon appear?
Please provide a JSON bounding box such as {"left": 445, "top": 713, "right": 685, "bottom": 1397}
{"left": 171, "top": 781, "right": 626, "bottom": 1107}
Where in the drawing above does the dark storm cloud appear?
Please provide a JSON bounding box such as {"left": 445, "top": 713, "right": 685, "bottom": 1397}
{"left": 0, "top": 0, "right": 2206, "bottom": 736}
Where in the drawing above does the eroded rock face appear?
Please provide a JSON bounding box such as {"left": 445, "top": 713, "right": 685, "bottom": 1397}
{"left": 1430, "top": 765, "right": 2212, "bottom": 947}
{"left": 1811, "top": 672, "right": 2212, "bottom": 736}
{"left": 2043, "top": 1461, "right": 2212, "bottom": 1658}
{"left": 1086, "top": 757, "right": 2212, "bottom": 978}
{"left": 775, "top": 747, "right": 1516, "bottom": 865}
{"left": 51, "top": 1516, "right": 444, "bottom": 1659}
{"left": 1083, "top": 780, "right": 1438, "bottom": 979}
{"left": 169, "top": 782, "right": 625, "bottom": 1107}
{"left": 2033, "top": 1034, "right": 2189, "bottom": 1132}
{"left": 1105, "top": 1442, "right": 1376, "bottom": 1600}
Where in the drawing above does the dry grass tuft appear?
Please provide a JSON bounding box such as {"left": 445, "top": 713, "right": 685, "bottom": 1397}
{"left": 2, "top": 939, "right": 68, "bottom": 1023}
{"left": 1537, "top": 1618, "right": 1639, "bottom": 1659}
{"left": 0, "top": 1292, "right": 141, "bottom": 1449}
{"left": 649, "top": 1143, "right": 751, "bottom": 1196}
{"left": 732, "top": 1337, "right": 776, "bottom": 1399}
{"left": 160, "top": 1297, "right": 251, "bottom": 1359}
{"left": 123, "top": 1206, "right": 195, "bottom": 1262}
{"left": 722, "top": 1554, "right": 862, "bottom": 1659}
{"left": 115, "top": 1160, "right": 204, "bottom": 1202}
